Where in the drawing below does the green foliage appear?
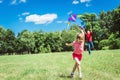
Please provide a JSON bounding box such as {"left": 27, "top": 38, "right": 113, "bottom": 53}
{"left": 61, "top": 30, "right": 77, "bottom": 51}
{"left": 110, "top": 8, "right": 120, "bottom": 36}
{"left": 5, "top": 29, "right": 16, "bottom": 54}
{"left": 0, "top": 27, "right": 6, "bottom": 54}
{"left": 0, "top": 28, "right": 16, "bottom": 54}
{"left": 99, "top": 39, "right": 109, "bottom": 50}
{"left": 17, "top": 30, "right": 35, "bottom": 54}
{"left": 108, "top": 33, "right": 120, "bottom": 49}
{"left": 44, "top": 32, "right": 62, "bottom": 52}
{"left": 69, "top": 24, "right": 81, "bottom": 32}
{"left": 80, "top": 13, "right": 97, "bottom": 29}
{"left": 33, "top": 31, "right": 46, "bottom": 53}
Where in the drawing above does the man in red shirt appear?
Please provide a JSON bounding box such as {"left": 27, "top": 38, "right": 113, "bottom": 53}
{"left": 85, "top": 29, "right": 94, "bottom": 54}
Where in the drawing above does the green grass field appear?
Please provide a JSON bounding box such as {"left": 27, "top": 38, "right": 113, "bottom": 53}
{"left": 0, "top": 50, "right": 120, "bottom": 80}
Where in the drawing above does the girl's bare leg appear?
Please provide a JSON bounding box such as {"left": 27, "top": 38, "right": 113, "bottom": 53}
{"left": 70, "top": 62, "right": 77, "bottom": 77}
{"left": 75, "top": 58, "right": 82, "bottom": 78}
{"left": 72, "top": 62, "right": 77, "bottom": 73}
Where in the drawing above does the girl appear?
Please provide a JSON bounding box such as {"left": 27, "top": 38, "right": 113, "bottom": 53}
{"left": 65, "top": 29, "right": 85, "bottom": 78}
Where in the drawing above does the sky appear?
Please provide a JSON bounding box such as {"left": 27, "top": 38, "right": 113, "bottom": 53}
{"left": 0, "top": 0, "right": 120, "bottom": 35}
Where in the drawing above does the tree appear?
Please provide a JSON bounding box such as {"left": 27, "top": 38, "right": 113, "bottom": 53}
{"left": 5, "top": 29, "right": 16, "bottom": 55}
{"left": 0, "top": 26, "right": 6, "bottom": 54}
{"left": 44, "top": 31, "right": 62, "bottom": 52}
{"left": 79, "top": 13, "right": 97, "bottom": 29}
{"left": 111, "top": 7, "right": 120, "bottom": 37}
{"left": 33, "top": 31, "right": 46, "bottom": 53}
{"left": 61, "top": 28, "right": 77, "bottom": 51}
{"left": 17, "top": 30, "right": 35, "bottom": 54}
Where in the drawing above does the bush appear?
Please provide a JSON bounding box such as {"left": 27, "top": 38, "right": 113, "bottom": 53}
{"left": 102, "top": 46, "right": 109, "bottom": 50}
{"left": 93, "top": 40, "right": 99, "bottom": 50}
{"left": 108, "top": 33, "right": 120, "bottom": 49}
{"left": 61, "top": 30, "right": 77, "bottom": 51}
{"left": 109, "top": 38, "right": 120, "bottom": 49}
{"left": 99, "top": 39, "right": 109, "bottom": 50}
{"left": 39, "top": 45, "right": 51, "bottom": 53}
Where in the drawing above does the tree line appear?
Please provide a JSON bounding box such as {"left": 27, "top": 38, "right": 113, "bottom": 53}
{"left": 0, "top": 5, "right": 120, "bottom": 55}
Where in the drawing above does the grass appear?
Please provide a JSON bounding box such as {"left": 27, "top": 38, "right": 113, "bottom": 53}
{"left": 0, "top": 50, "right": 120, "bottom": 80}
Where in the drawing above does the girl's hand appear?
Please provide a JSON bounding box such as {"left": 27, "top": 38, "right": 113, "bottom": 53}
{"left": 65, "top": 43, "right": 68, "bottom": 46}
{"left": 65, "top": 43, "right": 73, "bottom": 46}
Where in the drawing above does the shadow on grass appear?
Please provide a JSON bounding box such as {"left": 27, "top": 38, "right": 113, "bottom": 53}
{"left": 59, "top": 74, "right": 82, "bottom": 80}
{"left": 59, "top": 74, "right": 72, "bottom": 78}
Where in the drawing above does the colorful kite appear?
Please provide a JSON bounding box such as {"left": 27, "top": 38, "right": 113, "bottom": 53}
{"left": 67, "top": 13, "right": 86, "bottom": 29}
{"left": 68, "top": 14, "right": 77, "bottom": 22}
{"left": 67, "top": 14, "right": 77, "bottom": 26}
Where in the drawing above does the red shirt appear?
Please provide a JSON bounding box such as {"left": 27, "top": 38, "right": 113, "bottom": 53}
{"left": 85, "top": 32, "right": 93, "bottom": 42}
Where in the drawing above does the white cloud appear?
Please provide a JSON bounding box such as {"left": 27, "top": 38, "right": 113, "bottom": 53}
{"left": 72, "top": 0, "right": 79, "bottom": 5}
{"left": 0, "top": 0, "right": 3, "bottom": 3}
{"left": 72, "top": 0, "right": 92, "bottom": 7}
{"left": 80, "top": 0, "right": 91, "bottom": 7}
{"left": 20, "top": 0, "right": 26, "bottom": 3}
{"left": 18, "top": 12, "right": 30, "bottom": 22}
{"left": 25, "top": 14, "right": 58, "bottom": 25}
{"left": 11, "top": 0, "right": 26, "bottom": 5}
{"left": 80, "top": 0, "right": 91, "bottom": 3}
{"left": 22, "top": 12, "right": 30, "bottom": 16}
{"left": 56, "top": 21, "right": 63, "bottom": 23}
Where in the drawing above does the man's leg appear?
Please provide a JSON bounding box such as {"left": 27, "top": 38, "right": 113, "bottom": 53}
{"left": 87, "top": 42, "right": 91, "bottom": 54}
{"left": 90, "top": 41, "right": 94, "bottom": 49}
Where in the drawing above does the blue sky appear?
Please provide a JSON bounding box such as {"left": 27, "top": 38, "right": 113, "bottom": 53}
{"left": 0, "top": 0, "right": 120, "bottom": 35}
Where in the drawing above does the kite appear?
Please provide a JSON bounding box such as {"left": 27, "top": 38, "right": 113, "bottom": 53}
{"left": 67, "top": 14, "right": 77, "bottom": 26}
{"left": 67, "top": 13, "right": 86, "bottom": 29}
{"left": 68, "top": 14, "right": 77, "bottom": 22}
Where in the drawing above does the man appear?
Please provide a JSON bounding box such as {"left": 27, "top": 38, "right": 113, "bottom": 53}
{"left": 85, "top": 29, "right": 94, "bottom": 54}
